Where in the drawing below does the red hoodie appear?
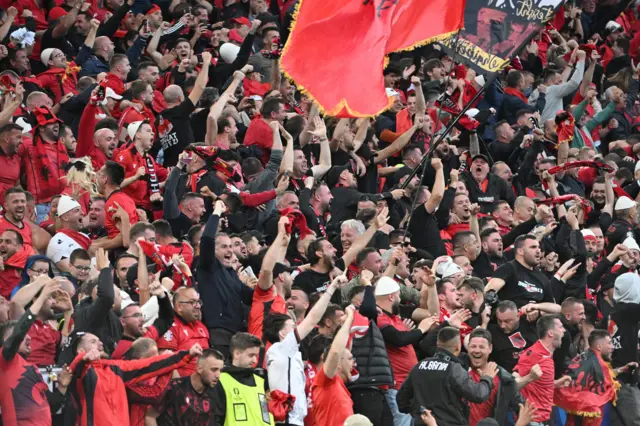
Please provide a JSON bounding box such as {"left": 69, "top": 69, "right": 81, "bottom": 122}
{"left": 69, "top": 350, "right": 193, "bottom": 426}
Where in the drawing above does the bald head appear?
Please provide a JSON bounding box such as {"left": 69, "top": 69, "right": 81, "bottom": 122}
{"left": 163, "top": 85, "right": 184, "bottom": 104}
{"left": 26, "top": 91, "right": 53, "bottom": 110}
{"left": 95, "top": 36, "right": 110, "bottom": 50}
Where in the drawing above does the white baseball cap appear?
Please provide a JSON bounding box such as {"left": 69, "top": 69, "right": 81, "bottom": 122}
{"left": 623, "top": 236, "right": 640, "bottom": 251}
{"left": 127, "top": 121, "right": 144, "bottom": 141}
{"left": 57, "top": 195, "right": 81, "bottom": 217}
{"left": 615, "top": 196, "right": 637, "bottom": 211}
{"left": 374, "top": 276, "right": 400, "bottom": 296}
{"left": 385, "top": 87, "right": 400, "bottom": 98}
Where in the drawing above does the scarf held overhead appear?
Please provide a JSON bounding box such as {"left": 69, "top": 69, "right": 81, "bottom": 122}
{"left": 281, "top": 0, "right": 465, "bottom": 117}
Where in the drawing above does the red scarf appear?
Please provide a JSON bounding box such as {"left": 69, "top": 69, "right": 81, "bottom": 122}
{"left": 58, "top": 228, "right": 91, "bottom": 250}
{"left": 5, "top": 246, "right": 35, "bottom": 269}
{"left": 548, "top": 160, "right": 614, "bottom": 176}
{"left": 32, "top": 133, "right": 69, "bottom": 200}
{"left": 503, "top": 87, "right": 528, "bottom": 102}
{"left": 279, "top": 208, "right": 313, "bottom": 239}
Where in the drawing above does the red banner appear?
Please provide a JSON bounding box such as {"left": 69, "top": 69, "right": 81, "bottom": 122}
{"left": 281, "top": 0, "right": 465, "bottom": 118}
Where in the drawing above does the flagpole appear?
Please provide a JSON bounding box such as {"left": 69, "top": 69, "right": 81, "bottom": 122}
{"left": 400, "top": 74, "right": 499, "bottom": 238}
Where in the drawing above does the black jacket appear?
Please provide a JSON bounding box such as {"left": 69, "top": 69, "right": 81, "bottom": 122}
{"left": 349, "top": 286, "right": 395, "bottom": 389}
{"left": 73, "top": 268, "right": 122, "bottom": 356}
{"left": 491, "top": 367, "right": 524, "bottom": 425}
{"left": 197, "top": 214, "right": 254, "bottom": 333}
{"left": 461, "top": 172, "right": 516, "bottom": 213}
{"left": 397, "top": 349, "right": 494, "bottom": 426}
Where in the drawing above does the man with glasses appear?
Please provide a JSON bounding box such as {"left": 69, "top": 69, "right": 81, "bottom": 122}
{"left": 157, "top": 287, "right": 210, "bottom": 376}
{"left": 112, "top": 281, "right": 174, "bottom": 360}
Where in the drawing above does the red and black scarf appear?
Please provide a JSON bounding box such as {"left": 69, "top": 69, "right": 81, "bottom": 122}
{"left": 32, "top": 107, "right": 69, "bottom": 200}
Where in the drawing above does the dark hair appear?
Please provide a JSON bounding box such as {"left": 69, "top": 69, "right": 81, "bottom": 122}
{"left": 70, "top": 248, "right": 91, "bottom": 265}
{"left": 137, "top": 61, "right": 157, "bottom": 73}
{"left": 496, "top": 300, "right": 517, "bottom": 313}
{"left": 492, "top": 200, "right": 510, "bottom": 214}
{"left": 588, "top": 329, "right": 611, "bottom": 347}
{"left": 130, "top": 80, "right": 151, "bottom": 100}
{"left": 187, "top": 224, "right": 204, "bottom": 246}
{"left": 348, "top": 285, "right": 367, "bottom": 302}
{"left": 561, "top": 297, "right": 582, "bottom": 311}
{"left": 103, "top": 161, "right": 126, "bottom": 186}
{"left": 1, "top": 228, "right": 23, "bottom": 245}
{"left": 402, "top": 143, "right": 422, "bottom": 159}
{"left": 514, "top": 234, "right": 537, "bottom": 250}
{"left": 542, "top": 68, "right": 558, "bottom": 84}
{"left": 263, "top": 313, "right": 292, "bottom": 344}
{"left": 459, "top": 276, "right": 484, "bottom": 293}
{"left": 262, "top": 97, "right": 284, "bottom": 118}
{"left": 468, "top": 328, "right": 492, "bottom": 345}
{"left": 536, "top": 313, "right": 562, "bottom": 338}
{"left": 152, "top": 219, "right": 173, "bottom": 239}
{"left": 230, "top": 332, "right": 262, "bottom": 355}
{"left": 5, "top": 187, "right": 25, "bottom": 201}
{"left": 81, "top": 277, "right": 99, "bottom": 296}
{"left": 423, "top": 58, "right": 444, "bottom": 78}
{"left": 437, "top": 326, "right": 460, "bottom": 345}
{"left": 319, "top": 304, "right": 343, "bottom": 328}
{"left": 95, "top": 117, "right": 118, "bottom": 133}
{"left": 0, "top": 123, "right": 22, "bottom": 136}
{"left": 480, "top": 227, "right": 500, "bottom": 242}
{"left": 356, "top": 247, "right": 378, "bottom": 266}
{"left": 506, "top": 70, "right": 523, "bottom": 88}
{"left": 217, "top": 116, "right": 234, "bottom": 135}
{"left": 242, "top": 157, "right": 263, "bottom": 178}
{"left": 306, "top": 238, "right": 327, "bottom": 265}
{"left": 452, "top": 231, "right": 475, "bottom": 251}
{"left": 308, "top": 335, "right": 332, "bottom": 365}
{"left": 199, "top": 348, "right": 225, "bottom": 362}
{"left": 436, "top": 278, "right": 456, "bottom": 295}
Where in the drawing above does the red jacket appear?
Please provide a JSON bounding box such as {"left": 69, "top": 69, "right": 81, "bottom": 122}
{"left": 118, "top": 101, "right": 156, "bottom": 140}
{"left": 115, "top": 145, "right": 168, "bottom": 210}
{"left": 69, "top": 350, "right": 193, "bottom": 426}
{"left": 35, "top": 65, "right": 79, "bottom": 104}
{"left": 76, "top": 103, "right": 108, "bottom": 170}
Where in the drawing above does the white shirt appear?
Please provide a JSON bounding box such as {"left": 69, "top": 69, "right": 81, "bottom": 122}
{"left": 266, "top": 331, "right": 306, "bottom": 426}
{"left": 46, "top": 231, "right": 88, "bottom": 264}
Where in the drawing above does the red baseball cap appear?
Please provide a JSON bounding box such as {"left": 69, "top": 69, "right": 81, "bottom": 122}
{"left": 231, "top": 16, "right": 250, "bottom": 26}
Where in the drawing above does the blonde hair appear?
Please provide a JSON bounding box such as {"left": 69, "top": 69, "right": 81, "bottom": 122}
{"left": 65, "top": 157, "right": 99, "bottom": 196}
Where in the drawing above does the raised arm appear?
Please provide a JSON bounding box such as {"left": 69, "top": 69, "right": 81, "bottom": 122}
{"left": 425, "top": 157, "right": 445, "bottom": 213}
{"left": 199, "top": 201, "right": 225, "bottom": 271}
{"left": 8, "top": 276, "right": 48, "bottom": 319}
{"left": 323, "top": 305, "right": 355, "bottom": 378}
{"left": 342, "top": 207, "right": 389, "bottom": 268}
{"left": 374, "top": 119, "right": 420, "bottom": 165}
{"left": 188, "top": 52, "right": 212, "bottom": 105}
{"left": 258, "top": 217, "right": 291, "bottom": 290}
{"left": 279, "top": 124, "right": 294, "bottom": 175}
{"left": 310, "top": 117, "right": 332, "bottom": 179}
{"left": 298, "top": 275, "right": 348, "bottom": 340}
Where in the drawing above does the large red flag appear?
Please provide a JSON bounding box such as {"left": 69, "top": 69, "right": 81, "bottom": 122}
{"left": 281, "top": 0, "right": 465, "bottom": 118}
{"left": 554, "top": 349, "right": 619, "bottom": 426}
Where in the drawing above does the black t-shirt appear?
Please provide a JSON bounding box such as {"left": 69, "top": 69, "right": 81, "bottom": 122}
{"left": 168, "top": 212, "right": 195, "bottom": 240}
{"left": 408, "top": 204, "right": 446, "bottom": 258}
{"left": 488, "top": 319, "right": 537, "bottom": 373}
{"left": 293, "top": 258, "right": 345, "bottom": 303}
{"left": 610, "top": 302, "right": 640, "bottom": 381}
{"left": 157, "top": 99, "right": 196, "bottom": 167}
{"left": 492, "top": 260, "right": 554, "bottom": 308}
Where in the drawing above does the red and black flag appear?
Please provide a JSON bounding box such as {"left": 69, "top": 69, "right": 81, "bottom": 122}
{"left": 281, "top": 0, "right": 465, "bottom": 117}
{"left": 439, "top": 0, "right": 566, "bottom": 74}
{"left": 554, "top": 349, "right": 619, "bottom": 426}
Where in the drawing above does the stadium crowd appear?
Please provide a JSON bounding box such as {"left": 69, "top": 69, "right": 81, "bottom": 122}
{"left": 2, "top": 0, "right": 640, "bottom": 425}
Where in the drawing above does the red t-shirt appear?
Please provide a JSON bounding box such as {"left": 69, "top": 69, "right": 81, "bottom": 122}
{"left": 311, "top": 367, "right": 353, "bottom": 426}
{"left": 27, "top": 320, "right": 60, "bottom": 367}
{"left": 513, "top": 340, "right": 555, "bottom": 422}
{"left": 243, "top": 117, "right": 273, "bottom": 164}
{"left": 0, "top": 150, "right": 21, "bottom": 208}
{"left": 0, "top": 267, "right": 22, "bottom": 300}
{"left": 304, "top": 362, "right": 318, "bottom": 426}
{"left": 156, "top": 316, "right": 209, "bottom": 376}
{"left": 377, "top": 311, "right": 418, "bottom": 389}
{"left": 112, "top": 327, "right": 160, "bottom": 360}
{"left": 0, "top": 217, "right": 33, "bottom": 248}
{"left": 248, "top": 286, "right": 287, "bottom": 340}
{"left": 105, "top": 190, "right": 139, "bottom": 239}
{"left": 468, "top": 370, "right": 499, "bottom": 426}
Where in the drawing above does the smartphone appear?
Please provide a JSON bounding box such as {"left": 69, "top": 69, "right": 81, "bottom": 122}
{"left": 244, "top": 266, "right": 256, "bottom": 279}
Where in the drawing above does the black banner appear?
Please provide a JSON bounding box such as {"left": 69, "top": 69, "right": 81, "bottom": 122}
{"left": 440, "top": 0, "right": 567, "bottom": 74}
